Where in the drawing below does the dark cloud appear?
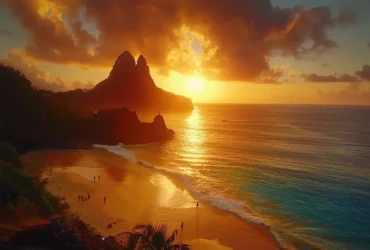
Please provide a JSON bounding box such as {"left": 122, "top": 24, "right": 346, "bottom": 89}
{"left": 0, "top": 28, "right": 12, "bottom": 36}
{"left": 5, "top": 0, "right": 96, "bottom": 65}
{"left": 302, "top": 73, "right": 360, "bottom": 83}
{"left": 0, "top": 52, "right": 93, "bottom": 91}
{"left": 268, "top": 6, "right": 339, "bottom": 58}
{"left": 3, "top": 0, "right": 358, "bottom": 82}
{"left": 336, "top": 8, "right": 358, "bottom": 26}
{"left": 355, "top": 65, "right": 370, "bottom": 81}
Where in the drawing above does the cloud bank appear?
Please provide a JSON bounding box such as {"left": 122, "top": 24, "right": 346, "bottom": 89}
{"left": 302, "top": 64, "right": 370, "bottom": 83}
{"left": 4, "top": 0, "right": 357, "bottom": 82}
{"left": 302, "top": 73, "right": 360, "bottom": 83}
{"left": 0, "top": 52, "right": 93, "bottom": 91}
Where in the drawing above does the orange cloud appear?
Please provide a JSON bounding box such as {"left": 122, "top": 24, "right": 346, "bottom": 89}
{"left": 317, "top": 82, "right": 370, "bottom": 105}
{"left": 0, "top": 52, "right": 93, "bottom": 91}
{"left": 255, "top": 65, "right": 287, "bottom": 84}
{"left": 4, "top": 0, "right": 358, "bottom": 82}
{"left": 289, "top": 70, "right": 299, "bottom": 77}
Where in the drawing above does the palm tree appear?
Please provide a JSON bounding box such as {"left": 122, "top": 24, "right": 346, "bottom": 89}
{"left": 115, "top": 223, "right": 190, "bottom": 250}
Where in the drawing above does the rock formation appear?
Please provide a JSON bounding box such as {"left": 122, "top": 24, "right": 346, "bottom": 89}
{"left": 42, "top": 51, "right": 193, "bottom": 115}
{"left": 0, "top": 63, "right": 174, "bottom": 153}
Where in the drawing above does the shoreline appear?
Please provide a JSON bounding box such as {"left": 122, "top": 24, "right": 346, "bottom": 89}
{"left": 22, "top": 148, "right": 284, "bottom": 250}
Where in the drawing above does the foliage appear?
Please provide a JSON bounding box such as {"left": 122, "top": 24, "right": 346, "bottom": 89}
{"left": 0, "top": 63, "right": 173, "bottom": 153}
{"left": 0, "top": 63, "right": 66, "bottom": 153}
{"left": 0, "top": 143, "right": 68, "bottom": 220}
{"left": 0, "top": 142, "right": 23, "bottom": 170}
{"left": 117, "top": 223, "right": 191, "bottom": 250}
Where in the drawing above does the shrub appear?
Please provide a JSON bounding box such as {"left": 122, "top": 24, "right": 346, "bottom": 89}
{"left": 0, "top": 143, "right": 68, "bottom": 219}
{"left": 0, "top": 142, "right": 23, "bottom": 170}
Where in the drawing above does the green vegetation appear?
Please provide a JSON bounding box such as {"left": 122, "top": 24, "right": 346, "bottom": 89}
{"left": 118, "top": 224, "right": 190, "bottom": 250}
{"left": 0, "top": 63, "right": 66, "bottom": 153}
{"left": 0, "top": 142, "right": 23, "bottom": 170}
{"left": 0, "top": 142, "right": 68, "bottom": 221}
{"left": 0, "top": 63, "right": 173, "bottom": 153}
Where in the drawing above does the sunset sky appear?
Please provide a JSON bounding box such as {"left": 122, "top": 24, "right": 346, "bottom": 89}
{"left": 1, "top": 0, "right": 370, "bottom": 105}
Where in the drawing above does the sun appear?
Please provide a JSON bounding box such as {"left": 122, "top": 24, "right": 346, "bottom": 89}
{"left": 185, "top": 77, "right": 204, "bottom": 93}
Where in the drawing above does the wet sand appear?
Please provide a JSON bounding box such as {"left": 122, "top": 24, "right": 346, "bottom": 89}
{"left": 22, "top": 149, "right": 282, "bottom": 250}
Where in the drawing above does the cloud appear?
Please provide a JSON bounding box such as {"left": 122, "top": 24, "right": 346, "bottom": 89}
{"left": 4, "top": 0, "right": 358, "bottom": 82}
{"left": 268, "top": 6, "right": 339, "bottom": 58}
{"left": 355, "top": 65, "right": 370, "bottom": 81}
{"left": 5, "top": 0, "right": 96, "bottom": 65}
{"left": 321, "top": 62, "right": 329, "bottom": 68}
{"left": 0, "top": 28, "right": 12, "bottom": 36}
{"left": 317, "top": 82, "right": 370, "bottom": 105}
{"left": 289, "top": 71, "right": 299, "bottom": 77}
{"left": 302, "top": 73, "right": 360, "bottom": 83}
{"left": 256, "top": 65, "right": 286, "bottom": 84}
{"left": 0, "top": 52, "right": 93, "bottom": 91}
{"left": 336, "top": 8, "right": 358, "bottom": 26}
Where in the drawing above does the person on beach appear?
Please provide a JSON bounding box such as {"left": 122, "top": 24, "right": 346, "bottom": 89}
{"left": 196, "top": 202, "right": 199, "bottom": 208}
{"left": 94, "top": 176, "right": 96, "bottom": 182}
{"left": 181, "top": 222, "right": 183, "bottom": 230}
{"left": 88, "top": 194, "right": 90, "bottom": 200}
{"left": 98, "top": 175, "right": 100, "bottom": 182}
{"left": 104, "top": 196, "right": 106, "bottom": 204}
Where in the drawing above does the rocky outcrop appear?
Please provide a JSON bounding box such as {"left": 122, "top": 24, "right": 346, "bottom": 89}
{"left": 42, "top": 51, "right": 193, "bottom": 114}
{"left": 66, "top": 108, "right": 174, "bottom": 146}
{"left": 0, "top": 64, "right": 174, "bottom": 153}
{"left": 108, "top": 51, "right": 136, "bottom": 80}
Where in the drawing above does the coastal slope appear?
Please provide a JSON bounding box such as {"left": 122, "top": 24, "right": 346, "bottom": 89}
{"left": 0, "top": 64, "right": 173, "bottom": 153}
{"left": 41, "top": 51, "right": 193, "bottom": 114}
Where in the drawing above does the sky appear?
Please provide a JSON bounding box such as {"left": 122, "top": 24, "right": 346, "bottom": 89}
{"left": 0, "top": 0, "right": 370, "bottom": 105}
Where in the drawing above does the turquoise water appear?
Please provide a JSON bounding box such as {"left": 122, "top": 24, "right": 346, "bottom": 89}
{"left": 101, "top": 104, "right": 370, "bottom": 249}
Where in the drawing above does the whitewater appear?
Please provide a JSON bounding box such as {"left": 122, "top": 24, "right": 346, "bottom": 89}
{"left": 96, "top": 104, "right": 370, "bottom": 250}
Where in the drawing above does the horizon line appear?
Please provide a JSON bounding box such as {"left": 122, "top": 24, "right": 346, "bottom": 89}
{"left": 193, "top": 102, "right": 370, "bottom": 107}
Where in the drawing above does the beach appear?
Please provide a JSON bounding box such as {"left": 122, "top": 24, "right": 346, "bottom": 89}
{"left": 22, "top": 149, "right": 282, "bottom": 250}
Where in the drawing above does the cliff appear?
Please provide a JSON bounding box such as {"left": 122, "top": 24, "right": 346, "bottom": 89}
{"left": 66, "top": 109, "right": 174, "bottom": 146}
{"left": 0, "top": 64, "right": 173, "bottom": 153}
{"left": 42, "top": 51, "right": 193, "bottom": 114}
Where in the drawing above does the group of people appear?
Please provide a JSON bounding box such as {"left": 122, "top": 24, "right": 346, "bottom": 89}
{"left": 76, "top": 176, "right": 107, "bottom": 204}
{"left": 78, "top": 194, "right": 90, "bottom": 201}
{"left": 78, "top": 194, "right": 107, "bottom": 204}
{"left": 94, "top": 175, "right": 101, "bottom": 182}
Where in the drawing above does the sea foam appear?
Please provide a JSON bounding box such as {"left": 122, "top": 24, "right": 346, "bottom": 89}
{"left": 93, "top": 144, "right": 287, "bottom": 248}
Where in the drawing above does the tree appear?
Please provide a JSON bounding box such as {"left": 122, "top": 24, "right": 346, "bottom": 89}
{"left": 116, "top": 224, "right": 190, "bottom": 250}
{"left": 0, "top": 142, "right": 68, "bottom": 218}
{"left": 0, "top": 142, "right": 23, "bottom": 169}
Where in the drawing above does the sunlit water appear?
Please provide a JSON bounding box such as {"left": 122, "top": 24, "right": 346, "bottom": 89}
{"left": 98, "top": 104, "right": 370, "bottom": 249}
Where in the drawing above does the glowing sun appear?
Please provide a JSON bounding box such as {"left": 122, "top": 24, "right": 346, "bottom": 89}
{"left": 185, "top": 77, "right": 204, "bottom": 93}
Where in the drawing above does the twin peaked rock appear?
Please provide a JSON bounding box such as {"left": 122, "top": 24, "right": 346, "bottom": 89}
{"left": 44, "top": 51, "right": 193, "bottom": 113}
{"left": 109, "top": 51, "right": 150, "bottom": 80}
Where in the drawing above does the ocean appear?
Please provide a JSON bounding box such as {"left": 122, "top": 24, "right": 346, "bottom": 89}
{"left": 96, "top": 104, "right": 370, "bottom": 250}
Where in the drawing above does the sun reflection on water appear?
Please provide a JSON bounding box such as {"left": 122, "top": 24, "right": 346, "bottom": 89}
{"left": 181, "top": 107, "right": 206, "bottom": 168}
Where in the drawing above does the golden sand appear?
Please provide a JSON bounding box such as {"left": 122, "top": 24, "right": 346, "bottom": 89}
{"left": 22, "top": 149, "right": 281, "bottom": 250}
